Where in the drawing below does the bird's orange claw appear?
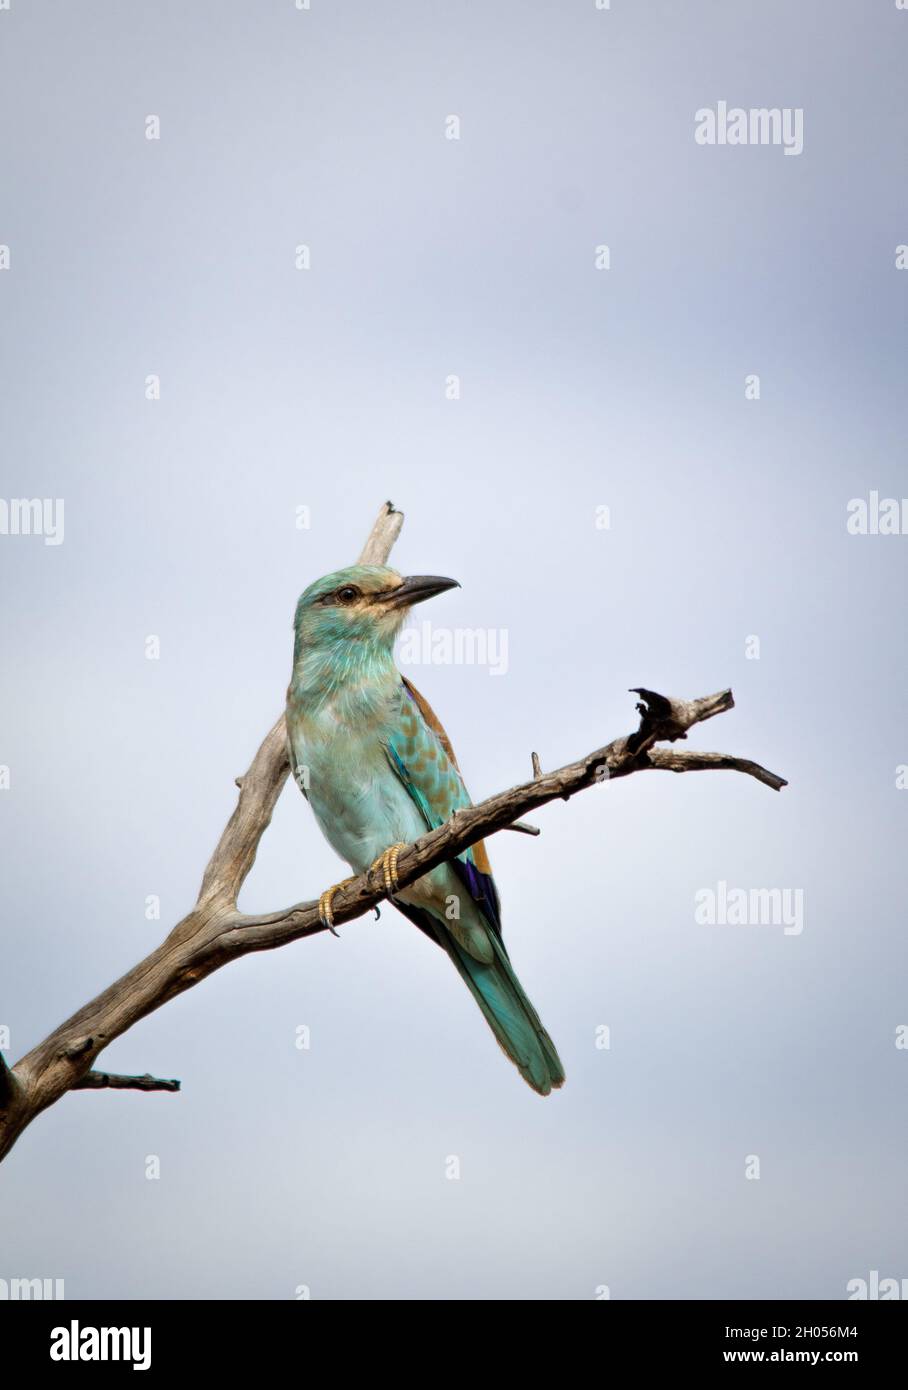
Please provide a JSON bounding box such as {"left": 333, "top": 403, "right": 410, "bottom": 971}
{"left": 317, "top": 876, "right": 358, "bottom": 935}
{"left": 370, "top": 842, "right": 408, "bottom": 897}
{"left": 319, "top": 845, "right": 407, "bottom": 934}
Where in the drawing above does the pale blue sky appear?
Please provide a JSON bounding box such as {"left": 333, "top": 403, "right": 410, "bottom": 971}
{"left": 1, "top": 0, "right": 905, "bottom": 1299}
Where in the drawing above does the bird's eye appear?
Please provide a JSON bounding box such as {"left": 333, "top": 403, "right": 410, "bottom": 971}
{"left": 337, "top": 586, "right": 359, "bottom": 603}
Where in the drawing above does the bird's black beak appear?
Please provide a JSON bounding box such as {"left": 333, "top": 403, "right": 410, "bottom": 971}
{"left": 378, "top": 575, "right": 460, "bottom": 609}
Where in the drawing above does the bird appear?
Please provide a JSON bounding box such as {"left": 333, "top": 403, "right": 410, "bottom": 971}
{"left": 285, "top": 563, "right": 565, "bottom": 1096}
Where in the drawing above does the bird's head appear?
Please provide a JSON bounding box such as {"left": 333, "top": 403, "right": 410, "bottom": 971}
{"left": 293, "top": 564, "right": 459, "bottom": 657}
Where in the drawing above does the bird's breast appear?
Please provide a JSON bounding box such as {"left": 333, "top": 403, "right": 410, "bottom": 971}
{"left": 286, "top": 690, "right": 425, "bottom": 874}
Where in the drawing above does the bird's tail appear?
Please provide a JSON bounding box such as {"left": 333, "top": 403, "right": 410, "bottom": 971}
{"left": 442, "top": 931, "right": 565, "bottom": 1096}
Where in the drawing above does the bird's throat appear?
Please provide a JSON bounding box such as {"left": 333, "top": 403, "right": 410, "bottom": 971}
{"left": 289, "top": 637, "right": 399, "bottom": 720}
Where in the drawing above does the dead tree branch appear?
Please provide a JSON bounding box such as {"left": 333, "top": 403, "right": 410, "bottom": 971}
{"left": 0, "top": 501, "right": 785, "bottom": 1163}
{"left": 73, "top": 1071, "right": 181, "bottom": 1093}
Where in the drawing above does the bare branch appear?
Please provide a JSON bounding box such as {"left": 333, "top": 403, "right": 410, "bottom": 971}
{"left": 223, "top": 684, "right": 786, "bottom": 952}
{"left": 197, "top": 715, "right": 290, "bottom": 909}
{"left": 357, "top": 500, "right": 404, "bottom": 565}
{"left": 73, "top": 1071, "right": 181, "bottom": 1093}
{"left": 644, "top": 748, "right": 788, "bottom": 793}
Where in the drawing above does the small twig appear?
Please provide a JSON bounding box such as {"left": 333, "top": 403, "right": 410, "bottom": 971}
{"left": 645, "top": 747, "right": 787, "bottom": 792}
{"left": 503, "top": 820, "right": 541, "bottom": 836}
{"left": 73, "top": 1071, "right": 181, "bottom": 1093}
{"left": 531, "top": 751, "right": 543, "bottom": 779}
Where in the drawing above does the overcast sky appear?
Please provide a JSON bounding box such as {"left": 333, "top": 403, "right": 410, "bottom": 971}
{"left": 1, "top": 0, "right": 906, "bottom": 1300}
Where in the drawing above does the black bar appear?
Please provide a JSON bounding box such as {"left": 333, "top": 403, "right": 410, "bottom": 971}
{"left": 2, "top": 1298, "right": 904, "bottom": 1373}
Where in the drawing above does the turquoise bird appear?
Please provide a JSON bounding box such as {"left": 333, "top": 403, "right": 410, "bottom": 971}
{"left": 285, "top": 564, "right": 565, "bottom": 1096}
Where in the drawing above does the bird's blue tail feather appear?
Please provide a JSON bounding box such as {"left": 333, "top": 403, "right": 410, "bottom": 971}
{"left": 442, "top": 931, "right": 565, "bottom": 1096}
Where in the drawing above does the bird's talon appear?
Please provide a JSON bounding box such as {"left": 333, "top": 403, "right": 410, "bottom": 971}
{"left": 318, "top": 877, "right": 357, "bottom": 934}
{"left": 369, "top": 842, "right": 408, "bottom": 897}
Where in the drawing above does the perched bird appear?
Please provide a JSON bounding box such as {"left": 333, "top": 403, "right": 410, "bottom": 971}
{"left": 285, "top": 564, "right": 565, "bottom": 1096}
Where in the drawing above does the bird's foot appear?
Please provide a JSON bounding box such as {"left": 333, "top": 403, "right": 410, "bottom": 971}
{"left": 317, "top": 876, "right": 358, "bottom": 935}
{"left": 370, "top": 842, "right": 408, "bottom": 897}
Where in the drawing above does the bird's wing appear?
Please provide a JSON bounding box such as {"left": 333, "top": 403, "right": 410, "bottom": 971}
{"left": 386, "top": 680, "right": 565, "bottom": 1094}
{"left": 384, "top": 676, "right": 502, "bottom": 937}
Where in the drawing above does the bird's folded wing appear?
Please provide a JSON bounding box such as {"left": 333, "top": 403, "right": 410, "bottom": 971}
{"left": 384, "top": 676, "right": 502, "bottom": 938}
